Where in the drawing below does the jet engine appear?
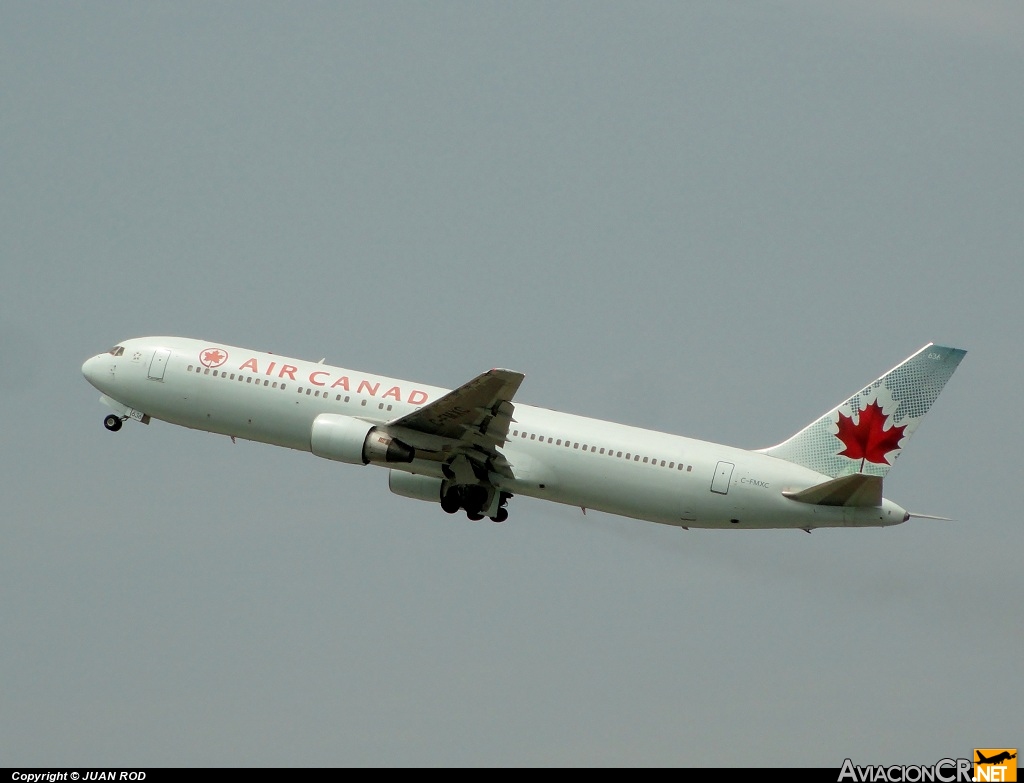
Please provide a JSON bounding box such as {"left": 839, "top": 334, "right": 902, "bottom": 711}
{"left": 311, "top": 414, "right": 415, "bottom": 465}
{"left": 388, "top": 471, "right": 445, "bottom": 503}
{"left": 389, "top": 470, "right": 512, "bottom": 522}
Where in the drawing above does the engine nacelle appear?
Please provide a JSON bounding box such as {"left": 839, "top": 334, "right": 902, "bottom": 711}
{"left": 310, "top": 414, "right": 415, "bottom": 465}
{"left": 388, "top": 470, "right": 444, "bottom": 503}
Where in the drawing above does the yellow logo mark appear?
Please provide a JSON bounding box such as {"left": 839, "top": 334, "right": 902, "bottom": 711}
{"left": 974, "top": 749, "right": 1017, "bottom": 782}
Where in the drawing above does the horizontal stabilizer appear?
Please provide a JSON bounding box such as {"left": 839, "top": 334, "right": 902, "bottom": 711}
{"left": 783, "top": 473, "right": 882, "bottom": 507}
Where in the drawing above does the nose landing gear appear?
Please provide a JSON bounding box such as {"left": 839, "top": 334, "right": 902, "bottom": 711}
{"left": 103, "top": 414, "right": 124, "bottom": 432}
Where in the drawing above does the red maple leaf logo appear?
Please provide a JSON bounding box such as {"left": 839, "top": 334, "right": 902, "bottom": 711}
{"left": 200, "top": 349, "right": 227, "bottom": 368}
{"left": 835, "top": 400, "right": 906, "bottom": 468}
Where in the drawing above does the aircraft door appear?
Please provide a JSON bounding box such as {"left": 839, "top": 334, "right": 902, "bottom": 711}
{"left": 710, "top": 461, "right": 734, "bottom": 495}
{"left": 148, "top": 348, "right": 170, "bottom": 381}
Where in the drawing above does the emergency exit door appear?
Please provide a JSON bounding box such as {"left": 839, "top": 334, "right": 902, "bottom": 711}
{"left": 711, "top": 461, "right": 734, "bottom": 495}
{"left": 148, "top": 348, "right": 170, "bottom": 381}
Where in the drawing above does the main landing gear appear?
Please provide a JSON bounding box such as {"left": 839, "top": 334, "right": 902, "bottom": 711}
{"left": 103, "top": 414, "right": 124, "bottom": 432}
{"left": 441, "top": 485, "right": 512, "bottom": 523}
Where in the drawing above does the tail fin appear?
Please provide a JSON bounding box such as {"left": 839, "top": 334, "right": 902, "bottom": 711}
{"left": 759, "top": 344, "right": 966, "bottom": 478}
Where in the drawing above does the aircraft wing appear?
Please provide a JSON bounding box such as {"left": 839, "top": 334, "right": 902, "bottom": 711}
{"left": 386, "top": 368, "right": 525, "bottom": 477}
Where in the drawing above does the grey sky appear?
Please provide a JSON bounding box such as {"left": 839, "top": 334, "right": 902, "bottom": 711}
{"left": 3, "top": 1, "right": 1021, "bottom": 767}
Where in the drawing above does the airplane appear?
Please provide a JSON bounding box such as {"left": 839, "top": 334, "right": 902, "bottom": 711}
{"left": 976, "top": 752, "right": 1016, "bottom": 765}
{"left": 81, "top": 337, "right": 966, "bottom": 531}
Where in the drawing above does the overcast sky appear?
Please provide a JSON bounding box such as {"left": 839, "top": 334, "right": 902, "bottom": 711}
{"left": 3, "top": 1, "right": 1021, "bottom": 768}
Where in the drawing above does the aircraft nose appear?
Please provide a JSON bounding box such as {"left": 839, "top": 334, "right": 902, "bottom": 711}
{"left": 82, "top": 354, "right": 106, "bottom": 389}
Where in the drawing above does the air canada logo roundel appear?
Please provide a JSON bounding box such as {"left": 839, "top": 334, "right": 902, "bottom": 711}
{"left": 834, "top": 400, "right": 907, "bottom": 469}
{"left": 199, "top": 348, "right": 229, "bottom": 368}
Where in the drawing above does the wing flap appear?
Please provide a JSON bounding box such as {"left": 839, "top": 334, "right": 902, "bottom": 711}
{"left": 386, "top": 368, "right": 525, "bottom": 479}
{"left": 389, "top": 369, "right": 524, "bottom": 441}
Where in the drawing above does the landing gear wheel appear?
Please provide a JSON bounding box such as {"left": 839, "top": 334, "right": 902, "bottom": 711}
{"left": 441, "top": 488, "right": 461, "bottom": 514}
{"left": 466, "top": 512, "right": 484, "bottom": 521}
{"left": 103, "top": 414, "right": 123, "bottom": 432}
{"left": 492, "top": 508, "right": 509, "bottom": 523}
{"left": 462, "top": 485, "right": 488, "bottom": 516}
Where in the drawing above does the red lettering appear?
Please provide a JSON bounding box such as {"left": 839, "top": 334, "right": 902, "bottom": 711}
{"left": 278, "top": 364, "right": 297, "bottom": 380}
{"left": 408, "top": 390, "right": 428, "bottom": 405}
{"left": 309, "top": 371, "right": 329, "bottom": 387}
{"left": 266, "top": 361, "right": 276, "bottom": 376}
{"left": 382, "top": 386, "right": 402, "bottom": 401}
{"left": 239, "top": 358, "right": 259, "bottom": 373}
{"left": 357, "top": 379, "right": 380, "bottom": 396}
{"left": 330, "top": 376, "right": 350, "bottom": 391}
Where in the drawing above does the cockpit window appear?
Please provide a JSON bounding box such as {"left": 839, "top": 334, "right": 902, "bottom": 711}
{"left": 108, "top": 346, "right": 125, "bottom": 356}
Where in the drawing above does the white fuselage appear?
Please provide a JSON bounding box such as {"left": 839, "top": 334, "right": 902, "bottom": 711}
{"left": 82, "top": 337, "right": 910, "bottom": 530}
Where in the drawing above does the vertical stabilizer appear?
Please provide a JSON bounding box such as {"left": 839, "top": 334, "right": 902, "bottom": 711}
{"left": 758, "top": 344, "right": 966, "bottom": 478}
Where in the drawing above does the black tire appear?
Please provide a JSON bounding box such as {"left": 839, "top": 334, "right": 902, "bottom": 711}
{"left": 463, "top": 485, "right": 488, "bottom": 515}
{"left": 103, "top": 414, "right": 123, "bottom": 432}
{"left": 441, "top": 487, "right": 461, "bottom": 514}
{"left": 466, "top": 512, "right": 484, "bottom": 521}
{"left": 493, "top": 508, "right": 509, "bottom": 523}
